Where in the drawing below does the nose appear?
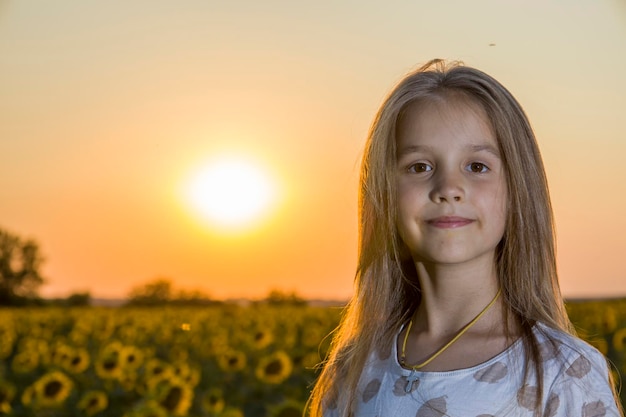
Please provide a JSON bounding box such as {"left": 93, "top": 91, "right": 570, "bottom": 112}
{"left": 429, "top": 169, "right": 465, "bottom": 203}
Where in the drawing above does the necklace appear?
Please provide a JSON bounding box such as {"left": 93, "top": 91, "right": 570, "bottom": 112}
{"left": 399, "top": 288, "right": 501, "bottom": 393}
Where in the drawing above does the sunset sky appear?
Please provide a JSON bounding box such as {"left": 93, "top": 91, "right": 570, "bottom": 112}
{"left": 1, "top": 1, "right": 625, "bottom": 300}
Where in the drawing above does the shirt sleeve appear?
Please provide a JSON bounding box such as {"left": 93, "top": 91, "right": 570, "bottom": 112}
{"left": 544, "top": 350, "right": 621, "bottom": 417}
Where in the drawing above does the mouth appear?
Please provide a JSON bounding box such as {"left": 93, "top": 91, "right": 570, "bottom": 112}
{"left": 426, "top": 216, "right": 474, "bottom": 229}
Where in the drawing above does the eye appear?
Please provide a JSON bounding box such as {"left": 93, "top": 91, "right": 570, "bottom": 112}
{"left": 408, "top": 162, "right": 432, "bottom": 173}
{"left": 467, "top": 162, "right": 489, "bottom": 173}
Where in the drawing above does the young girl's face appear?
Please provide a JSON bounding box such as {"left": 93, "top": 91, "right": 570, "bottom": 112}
{"left": 395, "top": 99, "right": 507, "bottom": 267}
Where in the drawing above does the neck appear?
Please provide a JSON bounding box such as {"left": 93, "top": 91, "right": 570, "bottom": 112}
{"left": 412, "top": 260, "right": 503, "bottom": 336}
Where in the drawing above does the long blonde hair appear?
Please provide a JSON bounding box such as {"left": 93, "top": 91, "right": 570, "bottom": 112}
{"left": 307, "top": 59, "right": 573, "bottom": 416}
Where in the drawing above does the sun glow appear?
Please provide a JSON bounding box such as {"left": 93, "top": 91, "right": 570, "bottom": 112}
{"left": 184, "top": 155, "right": 278, "bottom": 230}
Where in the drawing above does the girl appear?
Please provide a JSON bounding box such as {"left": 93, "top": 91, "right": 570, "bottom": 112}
{"left": 307, "top": 60, "right": 622, "bottom": 416}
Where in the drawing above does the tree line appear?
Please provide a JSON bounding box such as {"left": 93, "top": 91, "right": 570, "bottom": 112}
{"left": 0, "top": 227, "right": 45, "bottom": 306}
{"left": 0, "top": 227, "right": 307, "bottom": 307}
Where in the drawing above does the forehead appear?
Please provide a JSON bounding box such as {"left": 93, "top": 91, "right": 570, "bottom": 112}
{"left": 396, "top": 96, "right": 498, "bottom": 150}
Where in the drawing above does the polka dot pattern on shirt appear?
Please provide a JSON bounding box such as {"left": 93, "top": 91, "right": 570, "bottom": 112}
{"left": 472, "top": 361, "right": 508, "bottom": 383}
{"left": 582, "top": 400, "right": 607, "bottom": 417}
{"left": 342, "top": 323, "right": 618, "bottom": 417}
{"left": 566, "top": 355, "right": 592, "bottom": 378}
{"left": 393, "top": 375, "right": 419, "bottom": 396}
{"left": 415, "top": 396, "right": 447, "bottom": 417}
{"left": 545, "top": 392, "right": 560, "bottom": 417}
{"left": 362, "top": 378, "right": 381, "bottom": 403}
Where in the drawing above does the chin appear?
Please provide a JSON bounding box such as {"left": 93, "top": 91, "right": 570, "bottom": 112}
{"left": 411, "top": 250, "right": 492, "bottom": 266}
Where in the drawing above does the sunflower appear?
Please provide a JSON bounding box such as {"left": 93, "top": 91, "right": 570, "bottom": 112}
{"left": 101, "top": 340, "right": 125, "bottom": 356}
{"left": 92, "top": 316, "right": 116, "bottom": 342}
{"left": 39, "top": 340, "right": 62, "bottom": 367}
{"left": 143, "top": 358, "right": 175, "bottom": 389}
{"left": 171, "top": 362, "right": 190, "bottom": 379}
{"left": 51, "top": 343, "right": 73, "bottom": 368}
{"left": 34, "top": 338, "right": 61, "bottom": 366}
{"left": 612, "top": 327, "right": 626, "bottom": 352}
{"left": 217, "top": 350, "right": 247, "bottom": 373}
{"left": 77, "top": 390, "right": 108, "bottom": 416}
{"left": 63, "top": 347, "right": 91, "bottom": 374}
{"left": 30, "top": 370, "right": 74, "bottom": 408}
{"left": 172, "top": 362, "right": 201, "bottom": 387}
{"left": 120, "top": 345, "right": 145, "bottom": 371}
{"left": 94, "top": 341, "right": 125, "bottom": 380}
{"left": 201, "top": 387, "right": 225, "bottom": 414}
{"left": 28, "top": 319, "right": 52, "bottom": 340}
{"left": 152, "top": 378, "right": 194, "bottom": 416}
{"left": 250, "top": 328, "right": 274, "bottom": 349}
{"left": 11, "top": 350, "right": 39, "bottom": 374}
{"left": 20, "top": 384, "right": 35, "bottom": 407}
{"left": 268, "top": 400, "right": 305, "bottom": 417}
{"left": 95, "top": 351, "right": 122, "bottom": 380}
{"left": 0, "top": 380, "right": 16, "bottom": 414}
{"left": 183, "top": 367, "right": 201, "bottom": 387}
{"left": 115, "top": 370, "right": 140, "bottom": 393}
{"left": 255, "top": 350, "right": 293, "bottom": 384}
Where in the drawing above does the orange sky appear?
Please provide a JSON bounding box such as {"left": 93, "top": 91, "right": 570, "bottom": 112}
{"left": 1, "top": 1, "right": 625, "bottom": 300}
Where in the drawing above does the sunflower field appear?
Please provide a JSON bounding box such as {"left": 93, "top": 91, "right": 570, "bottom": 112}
{"left": 0, "top": 304, "right": 341, "bottom": 417}
{"left": 566, "top": 298, "right": 626, "bottom": 407}
{"left": 0, "top": 298, "right": 625, "bottom": 416}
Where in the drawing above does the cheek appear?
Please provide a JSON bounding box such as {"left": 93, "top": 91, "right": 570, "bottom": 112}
{"left": 476, "top": 182, "right": 507, "bottom": 229}
{"left": 395, "top": 192, "right": 418, "bottom": 239}
{"left": 395, "top": 185, "right": 425, "bottom": 223}
{"left": 395, "top": 203, "right": 411, "bottom": 240}
{"left": 395, "top": 183, "right": 410, "bottom": 217}
{"left": 397, "top": 180, "right": 428, "bottom": 205}
{"left": 491, "top": 189, "right": 508, "bottom": 236}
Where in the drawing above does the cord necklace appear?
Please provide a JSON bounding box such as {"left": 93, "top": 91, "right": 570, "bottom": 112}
{"left": 399, "top": 288, "right": 502, "bottom": 393}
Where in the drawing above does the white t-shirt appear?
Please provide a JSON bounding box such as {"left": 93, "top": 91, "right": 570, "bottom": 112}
{"left": 326, "top": 323, "right": 620, "bottom": 417}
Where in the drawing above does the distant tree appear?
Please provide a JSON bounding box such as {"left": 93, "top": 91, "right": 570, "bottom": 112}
{"left": 173, "top": 288, "right": 214, "bottom": 306}
{"left": 127, "top": 278, "right": 173, "bottom": 306}
{"left": 265, "top": 289, "right": 307, "bottom": 306}
{"left": 126, "top": 278, "right": 215, "bottom": 306}
{"left": 0, "top": 227, "right": 45, "bottom": 305}
{"left": 65, "top": 292, "right": 91, "bottom": 307}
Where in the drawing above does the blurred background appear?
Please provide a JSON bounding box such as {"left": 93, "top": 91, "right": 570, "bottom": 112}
{"left": 1, "top": 0, "right": 625, "bottom": 302}
{"left": 1, "top": 1, "right": 625, "bottom": 416}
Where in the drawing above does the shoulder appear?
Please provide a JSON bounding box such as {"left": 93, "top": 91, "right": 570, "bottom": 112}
{"left": 533, "top": 322, "right": 607, "bottom": 368}
{"left": 532, "top": 322, "right": 621, "bottom": 416}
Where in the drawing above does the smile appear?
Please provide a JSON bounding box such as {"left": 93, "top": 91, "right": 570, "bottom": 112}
{"left": 427, "top": 216, "right": 474, "bottom": 229}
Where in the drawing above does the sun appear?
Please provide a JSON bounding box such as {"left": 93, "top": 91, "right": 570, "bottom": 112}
{"left": 184, "top": 155, "right": 277, "bottom": 230}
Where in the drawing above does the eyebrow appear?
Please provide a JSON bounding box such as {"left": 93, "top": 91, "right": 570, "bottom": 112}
{"left": 467, "top": 144, "right": 501, "bottom": 158}
{"left": 397, "top": 143, "right": 501, "bottom": 158}
{"left": 396, "top": 144, "right": 430, "bottom": 156}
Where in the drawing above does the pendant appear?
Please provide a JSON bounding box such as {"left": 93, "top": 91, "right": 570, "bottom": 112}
{"left": 405, "top": 369, "right": 419, "bottom": 393}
